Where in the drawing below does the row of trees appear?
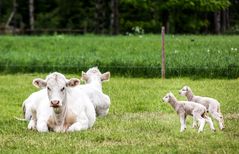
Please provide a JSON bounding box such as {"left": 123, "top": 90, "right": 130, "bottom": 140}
{"left": 0, "top": 0, "right": 238, "bottom": 34}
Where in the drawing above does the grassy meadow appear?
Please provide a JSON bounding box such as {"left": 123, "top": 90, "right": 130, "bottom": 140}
{"left": 0, "top": 35, "right": 239, "bottom": 77}
{"left": 0, "top": 74, "right": 238, "bottom": 153}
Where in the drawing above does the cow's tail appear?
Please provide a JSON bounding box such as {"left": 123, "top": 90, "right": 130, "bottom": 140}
{"left": 14, "top": 116, "right": 27, "bottom": 121}
{"left": 14, "top": 101, "right": 29, "bottom": 121}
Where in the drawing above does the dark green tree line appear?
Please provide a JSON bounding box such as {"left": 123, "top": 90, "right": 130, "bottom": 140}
{"left": 0, "top": 0, "right": 238, "bottom": 34}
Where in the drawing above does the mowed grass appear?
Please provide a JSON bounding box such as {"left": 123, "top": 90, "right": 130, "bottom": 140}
{"left": 0, "top": 35, "right": 239, "bottom": 77}
{"left": 0, "top": 74, "right": 239, "bottom": 153}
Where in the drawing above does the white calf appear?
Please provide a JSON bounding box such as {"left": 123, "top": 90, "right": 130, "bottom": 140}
{"left": 79, "top": 67, "right": 111, "bottom": 117}
{"left": 179, "top": 86, "right": 224, "bottom": 130}
{"left": 163, "top": 92, "right": 215, "bottom": 133}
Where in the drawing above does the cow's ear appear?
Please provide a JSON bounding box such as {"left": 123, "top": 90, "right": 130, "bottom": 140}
{"left": 33, "top": 78, "right": 47, "bottom": 89}
{"left": 67, "top": 78, "right": 80, "bottom": 87}
{"left": 101, "top": 72, "right": 110, "bottom": 82}
{"left": 81, "top": 71, "right": 89, "bottom": 81}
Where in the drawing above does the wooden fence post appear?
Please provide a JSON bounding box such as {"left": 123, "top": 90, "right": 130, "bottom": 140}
{"left": 161, "top": 26, "right": 165, "bottom": 79}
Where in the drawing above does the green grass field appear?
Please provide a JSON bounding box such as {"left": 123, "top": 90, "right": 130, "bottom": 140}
{"left": 0, "top": 74, "right": 238, "bottom": 153}
{"left": 0, "top": 35, "right": 239, "bottom": 77}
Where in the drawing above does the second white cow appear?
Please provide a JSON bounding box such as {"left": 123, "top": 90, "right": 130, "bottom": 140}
{"left": 79, "top": 67, "right": 111, "bottom": 117}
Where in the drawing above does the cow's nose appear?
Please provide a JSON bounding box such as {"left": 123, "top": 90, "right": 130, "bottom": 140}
{"left": 51, "top": 100, "right": 60, "bottom": 106}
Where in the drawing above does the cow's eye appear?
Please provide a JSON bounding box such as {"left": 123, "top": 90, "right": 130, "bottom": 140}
{"left": 47, "top": 87, "right": 51, "bottom": 91}
{"left": 61, "top": 87, "right": 65, "bottom": 92}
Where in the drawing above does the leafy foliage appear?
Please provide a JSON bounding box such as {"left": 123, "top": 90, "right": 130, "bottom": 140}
{"left": 166, "top": 0, "right": 230, "bottom": 11}
{"left": 1, "top": 0, "right": 237, "bottom": 34}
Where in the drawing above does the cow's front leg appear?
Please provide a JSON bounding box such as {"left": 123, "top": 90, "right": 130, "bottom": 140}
{"left": 28, "top": 119, "right": 36, "bottom": 130}
{"left": 36, "top": 119, "right": 49, "bottom": 132}
{"left": 67, "top": 113, "right": 89, "bottom": 132}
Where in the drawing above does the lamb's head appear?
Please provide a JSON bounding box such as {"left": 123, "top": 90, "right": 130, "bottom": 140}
{"left": 32, "top": 72, "right": 80, "bottom": 108}
{"left": 162, "top": 92, "right": 175, "bottom": 103}
{"left": 81, "top": 67, "right": 110, "bottom": 83}
{"left": 179, "top": 85, "right": 192, "bottom": 96}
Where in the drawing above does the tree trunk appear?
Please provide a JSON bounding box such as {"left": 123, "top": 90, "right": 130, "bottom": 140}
{"left": 204, "top": 13, "right": 208, "bottom": 34}
{"left": 29, "top": 0, "right": 34, "bottom": 32}
{"left": 214, "top": 11, "right": 221, "bottom": 34}
{"left": 110, "top": 0, "right": 119, "bottom": 35}
{"left": 94, "top": 0, "right": 100, "bottom": 34}
{"left": 12, "top": 0, "right": 17, "bottom": 34}
{"left": 0, "top": 0, "right": 2, "bottom": 18}
{"left": 221, "top": 10, "right": 226, "bottom": 33}
{"left": 95, "top": 0, "right": 106, "bottom": 34}
{"left": 226, "top": 9, "right": 230, "bottom": 29}
{"left": 6, "top": 0, "right": 17, "bottom": 30}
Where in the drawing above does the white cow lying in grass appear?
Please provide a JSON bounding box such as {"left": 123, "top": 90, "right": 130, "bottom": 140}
{"left": 27, "top": 72, "right": 96, "bottom": 132}
{"left": 22, "top": 67, "right": 111, "bottom": 121}
{"left": 79, "top": 67, "right": 111, "bottom": 117}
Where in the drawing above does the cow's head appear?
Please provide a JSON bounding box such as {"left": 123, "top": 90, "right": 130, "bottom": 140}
{"left": 33, "top": 72, "right": 80, "bottom": 108}
{"left": 81, "top": 67, "right": 110, "bottom": 83}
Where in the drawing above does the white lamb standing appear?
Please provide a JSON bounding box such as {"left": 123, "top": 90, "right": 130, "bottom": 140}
{"left": 79, "top": 67, "right": 111, "bottom": 117}
{"left": 179, "top": 86, "right": 224, "bottom": 130}
{"left": 163, "top": 92, "right": 216, "bottom": 133}
{"left": 27, "top": 72, "right": 96, "bottom": 132}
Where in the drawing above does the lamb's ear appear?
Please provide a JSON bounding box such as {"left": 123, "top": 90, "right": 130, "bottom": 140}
{"left": 169, "top": 91, "right": 173, "bottom": 97}
{"left": 32, "top": 78, "right": 47, "bottom": 89}
{"left": 81, "top": 71, "right": 89, "bottom": 81}
{"left": 101, "top": 72, "right": 110, "bottom": 82}
{"left": 185, "top": 86, "right": 189, "bottom": 91}
{"left": 66, "top": 78, "right": 80, "bottom": 87}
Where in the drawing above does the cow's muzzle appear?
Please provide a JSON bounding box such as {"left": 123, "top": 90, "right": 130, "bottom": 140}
{"left": 50, "top": 100, "right": 60, "bottom": 108}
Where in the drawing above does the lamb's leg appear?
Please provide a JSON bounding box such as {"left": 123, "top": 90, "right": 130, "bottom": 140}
{"left": 192, "top": 116, "right": 198, "bottom": 128}
{"left": 196, "top": 115, "right": 206, "bottom": 133}
{"left": 184, "top": 115, "right": 187, "bottom": 130}
{"left": 204, "top": 115, "right": 216, "bottom": 132}
{"left": 210, "top": 111, "right": 224, "bottom": 130}
{"left": 218, "top": 112, "right": 225, "bottom": 130}
{"left": 179, "top": 114, "right": 186, "bottom": 132}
